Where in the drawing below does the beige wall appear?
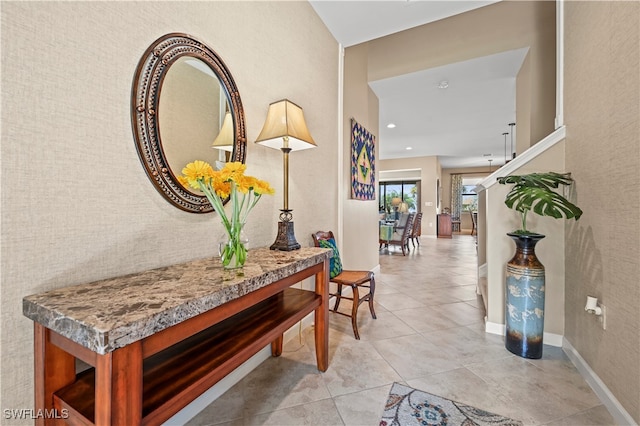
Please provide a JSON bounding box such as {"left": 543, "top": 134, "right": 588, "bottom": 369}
{"left": 367, "top": 2, "right": 553, "bottom": 80}
{"left": 1, "top": 1, "right": 339, "bottom": 417}
{"left": 564, "top": 2, "right": 640, "bottom": 421}
{"left": 476, "top": 189, "right": 487, "bottom": 269}
{"left": 362, "top": 1, "right": 556, "bottom": 240}
{"left": 516, "top": 52, "right": 533, "bottom": 153}
{"left": 367, "top": 1, "right": 556, "bottom": 151}
{"left": 342, "top": 43, "right": 381, "bottom": 270}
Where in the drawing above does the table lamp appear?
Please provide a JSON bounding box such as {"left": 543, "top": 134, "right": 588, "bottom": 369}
{"left": 391, "top": 197, "right": 402, "bottom": 219}
{"left": 255, "top": 99, "right": 316, "bottom": 250}
{"left": 211, "top": 110, "right": 234, "bottom": 152}
{"left": 212, "top": 110, "right": 234, "bottom": 170}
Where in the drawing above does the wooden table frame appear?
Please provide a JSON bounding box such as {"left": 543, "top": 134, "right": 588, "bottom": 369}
{"left": 32, "top": 259, "right": 329, "bottom": 426}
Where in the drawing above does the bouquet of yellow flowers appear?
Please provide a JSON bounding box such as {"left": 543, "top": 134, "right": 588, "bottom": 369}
{"left": 179, "top": 161, "right": 274, "bottom": 269}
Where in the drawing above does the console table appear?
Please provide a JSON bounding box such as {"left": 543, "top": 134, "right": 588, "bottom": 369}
{"left": 23, "top": 247, "right": 331, "bottom": 426}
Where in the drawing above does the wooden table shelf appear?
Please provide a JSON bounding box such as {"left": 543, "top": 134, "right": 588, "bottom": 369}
{"left": 53, "top": 288, "right": 320, "bottom": 425}
{"left": 23, "top": 247, "right": 331, "bottom": 426}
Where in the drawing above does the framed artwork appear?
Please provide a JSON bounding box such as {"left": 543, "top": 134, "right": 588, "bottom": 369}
{"left": 350, "top": 118, "right": 376, "bottom": 200}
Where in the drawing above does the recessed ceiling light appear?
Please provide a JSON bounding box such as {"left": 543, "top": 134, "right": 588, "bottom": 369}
{"left": 406, "top": 146, "right": 412, "bottom": 150}
{"left": 437, "top": 80, "right": 449, "bottom": 89}
{"left": 387, "top": 123, "right": 396, "bottom": 129}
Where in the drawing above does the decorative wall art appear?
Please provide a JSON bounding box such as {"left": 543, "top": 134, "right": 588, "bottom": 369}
{"left": 350, "top": 118, "right": 376, "bottom": 200}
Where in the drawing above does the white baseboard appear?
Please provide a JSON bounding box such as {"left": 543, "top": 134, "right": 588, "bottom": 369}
{"left": 478, "top": 263, "right": 487, "bottom": 277}
{"left": 164, "top": 314, "right": 315, "bottom": 425}
{"left": 563, "top": 339, "right": 636, "bottom": 426}
{"left": 542, "top": 332, "right": 563, "bottom": 347}
{"left": 484, "top": 322, "right": 563, "bottom": 347}
{"left": 485, "top": 321, "right": 504, "bottom": 336}
{"left": 372, "top": 264, "right": 381, "bottom": 275}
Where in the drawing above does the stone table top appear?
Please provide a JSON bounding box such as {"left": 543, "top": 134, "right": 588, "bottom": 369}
{"left": 23, "top": 247, "right": 331, "bottom": 355}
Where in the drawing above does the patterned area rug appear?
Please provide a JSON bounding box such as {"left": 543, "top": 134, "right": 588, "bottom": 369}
{"left": 380, "top": 383, "right": 523, "bottom": 426}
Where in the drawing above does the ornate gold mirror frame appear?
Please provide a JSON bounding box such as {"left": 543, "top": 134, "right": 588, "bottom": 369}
{"left": 131, "top": 33, "right": 246, "bottom": 213}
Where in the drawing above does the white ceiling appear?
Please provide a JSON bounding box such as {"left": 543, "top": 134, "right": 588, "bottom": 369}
{"left": 309, "top": 0, "right": 527, "bottom": 169}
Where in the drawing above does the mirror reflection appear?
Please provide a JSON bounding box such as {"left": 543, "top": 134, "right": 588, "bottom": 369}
{"left": 159, "top": 57, "right": 232, "bottom": 195}
{"left": 131, "top": 33, "right": 246, "bottom": 213}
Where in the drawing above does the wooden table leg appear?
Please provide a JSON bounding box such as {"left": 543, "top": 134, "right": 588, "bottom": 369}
{"left": 34, "top": 324, "right": 75, "bottom": 426}
{"left": 95, "top": 341, "right": 142, "bottom": 425}
{"left": 314, "top": 258, "right": 329, "bottom": 372}
{"left": 271, "top": 335, "right": 284, "bottom": 357}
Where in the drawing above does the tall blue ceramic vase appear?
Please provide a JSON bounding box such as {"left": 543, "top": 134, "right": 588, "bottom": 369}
{"left": 505, "top": 232, "right": 545, "bottom": 359}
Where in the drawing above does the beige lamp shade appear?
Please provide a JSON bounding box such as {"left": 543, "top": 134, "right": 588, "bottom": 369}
{"left": 391, "top": 197, "right": 402, "bottom": 207}
{"left": 255, "top": 99, "right": 316, "bottom": 151}
{"left": 399, "top": 202, "right": 408, "bottom": 213}
{"left": 211, "top": 111, "right": 234, "bottom": 152}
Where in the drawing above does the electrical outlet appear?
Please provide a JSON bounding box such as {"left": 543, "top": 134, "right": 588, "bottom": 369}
{"left": 599, "top": 304, "right": 606, "bottom": 330}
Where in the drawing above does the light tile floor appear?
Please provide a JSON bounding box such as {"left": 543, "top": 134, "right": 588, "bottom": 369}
{"left": 186, "top": 235, "right": 615, "bottom": 426}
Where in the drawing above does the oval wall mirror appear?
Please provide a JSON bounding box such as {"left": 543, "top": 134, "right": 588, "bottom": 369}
{"left": 131, "top": 33, "right": 246, "bottom": 213}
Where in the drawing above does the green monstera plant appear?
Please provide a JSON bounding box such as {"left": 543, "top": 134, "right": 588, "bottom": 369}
{"left": 497, "top": 171, "right": 583, "bottom": 234}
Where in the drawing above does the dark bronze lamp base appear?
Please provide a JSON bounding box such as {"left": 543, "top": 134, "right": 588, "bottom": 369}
{"left": 270, "top": 221, "right": 301, "bottom": 251}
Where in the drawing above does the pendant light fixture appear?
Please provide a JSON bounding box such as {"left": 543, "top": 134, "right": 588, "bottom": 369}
{"left": 503, "top": 132, "right": 509, "bottom": 164}
{"left": 509, "top": 122, "right": 516, "bottom": 159}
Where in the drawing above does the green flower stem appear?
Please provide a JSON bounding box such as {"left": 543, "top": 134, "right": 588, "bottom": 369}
{"left": 198, "top": 179, "right": 254, "bottom": 269}
{"left": 521, "top": 210, "right": 528, "bottom": 234}
{"left": 220, "top": 229, "right": 247, "bottom": 268}
{"left": 198, "top": 179, "right": 231, "bottom": 232}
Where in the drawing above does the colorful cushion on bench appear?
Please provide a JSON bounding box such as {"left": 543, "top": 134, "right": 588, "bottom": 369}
{"left": 318, "top": 237, "right": 343, "bottom": 279}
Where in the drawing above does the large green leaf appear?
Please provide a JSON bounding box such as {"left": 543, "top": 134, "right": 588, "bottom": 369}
{"left": 497, "top": 171, "right": 583, "bottom": 232}
{"left": 497, "top": 172, "right": 575, "bottom": 191}
{"left": 504, "top": 186, "right": 583, "bottom": 220}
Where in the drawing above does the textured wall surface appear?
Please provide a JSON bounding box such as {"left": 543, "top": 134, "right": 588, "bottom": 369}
{"left": 1, "top": 2, "right": 338, "bottom": 418}
{"left": 564, "top": 1, "right": 640, "bottom": 422}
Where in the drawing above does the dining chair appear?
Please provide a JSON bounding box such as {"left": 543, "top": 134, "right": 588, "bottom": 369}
{"left": 312, "top": 231, "right": 376, "bottom": 339}
{"left": 379, "top": 213, "right": 415, "bottom": 255}
{"left": 470, "top": 210, "right": 478, "bottom": 236}
{"left": 410, "top": 212, "right": 423, "bottom": 247}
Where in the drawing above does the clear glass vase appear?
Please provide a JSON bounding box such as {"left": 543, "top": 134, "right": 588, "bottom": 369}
{"left": 218, "top": 226, "right": 249, "bottom": 270}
